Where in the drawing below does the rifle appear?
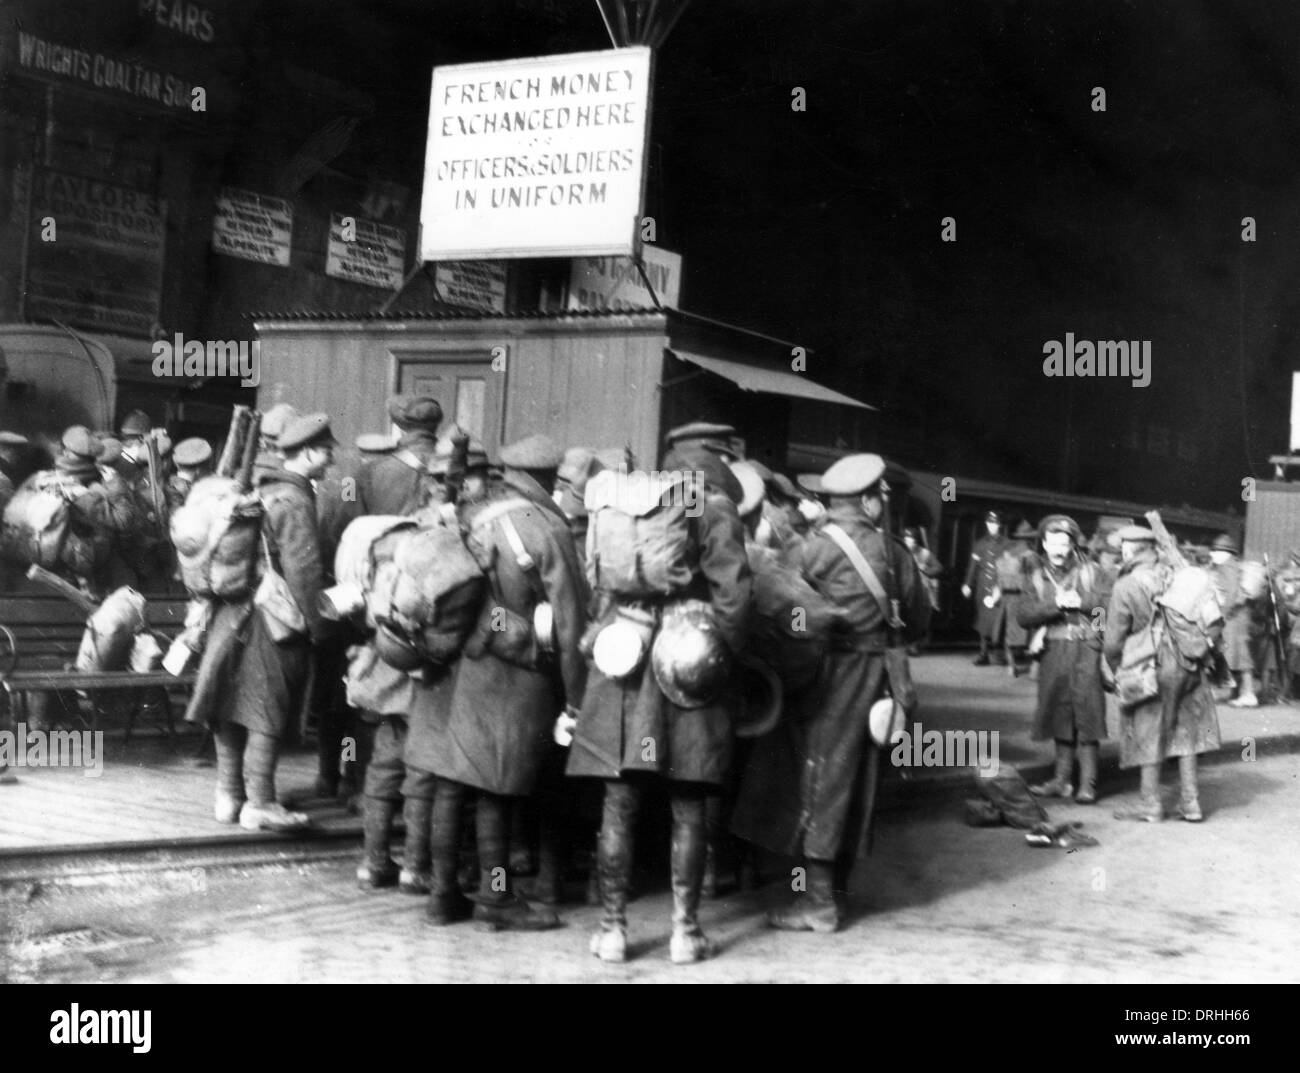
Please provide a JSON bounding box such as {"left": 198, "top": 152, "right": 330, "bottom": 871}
{"left": 442, "top": 426, "right": 470, "bottom": 507}
{"left": 143, "top": 429, "right": 167, "bottom": 541}
{"left": 1263, "top": 553, "right": 1291, "bottom": 702}
{"left": 26, "top": 563, "right": 170, "bottom": 646}
{"left": 1143, "top": 510, "right": 1188, "bottom": 570}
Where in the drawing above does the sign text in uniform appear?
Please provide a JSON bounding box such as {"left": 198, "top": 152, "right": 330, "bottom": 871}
{"left": 420, "top": 47, "right": 653, "bottom": 261}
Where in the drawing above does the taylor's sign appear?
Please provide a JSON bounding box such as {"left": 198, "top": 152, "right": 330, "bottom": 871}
{"left": 326, "top": 214, "right": 406, "bottom": 289}
{"left": 420, "top": 47, "right": 652, "bottom": 261}
{"left": 568, "top": 246, "right": 681, "bottom": 311}
{"left": 25, "top": 170, "right": 166, "bottom": 336}
{"left": 212, "top": 187, "right": 293, "bottom": 266}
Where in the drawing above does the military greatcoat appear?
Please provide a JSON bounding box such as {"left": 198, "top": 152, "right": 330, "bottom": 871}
{"left": 425, "top": 471, "right": 588, "bottom": 796}
{"left": 1103, "top": 548, "right": 1221, "bottom": 768}
{"left": 567, "top": 447, "right": 752, "bottom": 787}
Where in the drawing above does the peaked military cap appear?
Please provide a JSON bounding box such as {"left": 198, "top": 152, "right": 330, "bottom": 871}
{"left": 260, "top": 403, "right": 299, "bottom": 444}
{"left": 1211, "top": 532, "right": 1240, "bottom": 554}
{"left": 279, "top": 413, "right": 337, "bottom": 452}
{"left": 767, "top": 472, "right": 799, "bottom": 501}
{"left": 664, "top": 420, "right": 736, "bottom": 446}
{"left": 796, "top": 473, "right": 826, "bottom": 496}
{"left": 821, "top": 453, "right": 886, "bottom": 496}
{"left": 62, "top": 425, "right": 100, "bottom": 461}
{"left": 1012, "top": 520, "right": 1037, "bottom": 539}
{"left": 1115, "top": 524, "right": 1156, "bottom": 543}
{"left": 174, "top": 437, "right": 213, "bottom": 467}
{"left": 985, "top": 510, "right": 1002, "bottom": 524}
{"left": 500, "top": 433, "right": 563, "bottom": 470}
{"left": 730, "top": 461, "right": 767, "bottom": 517}
{"left": 558, "top": 446, "right": 603, "bottom": 488}
{"left": 119, "top": 409, "right": 152, "bottom": 438}
{"left": 387, "top": 394, "right": 443, "bottom": 432}
{"left": 355, "top": 433, "right": 395, "bottom": 455}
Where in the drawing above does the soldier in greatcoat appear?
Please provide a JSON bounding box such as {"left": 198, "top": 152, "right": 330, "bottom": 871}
{"left": 993, "top": 520, "right": 1036, "bottom": 674}
{"left": 356, "top": 395, "right": 443, "bottom": 515}
{"left": 1017, "top": 514, "right": 1110, "bottom": 804}
{"left": 1208, "top": 533, "right": 1257, "bottom": 707}
{"left": 1103, "top": 525, "right": 1221, "bottom": 822}
{"left": 203, "top": 413, "right": 336, "bottom": 831}
{"left": 568, "top": 421, "right": 752, "bottom": 964}
{"left": 734, "top": 454, "right": 929, "bottom": 933}
{"left": 963, "top": 510, "right": 1009, "bottom": 665}
{"left": 419, "top": 434, "right": 588, "bottom": 930}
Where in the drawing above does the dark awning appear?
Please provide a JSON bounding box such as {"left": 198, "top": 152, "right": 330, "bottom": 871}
{"left": 667, "top": 349, "right": 876, "bottom": 410}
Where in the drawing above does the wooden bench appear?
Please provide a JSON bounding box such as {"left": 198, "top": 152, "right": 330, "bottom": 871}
{"left": 0, "top": 587, "right": 196, "bottom": 740}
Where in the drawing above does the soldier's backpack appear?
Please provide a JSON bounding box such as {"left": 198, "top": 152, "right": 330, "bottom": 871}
{"left": 584, "top": 468, "right": 697, "bottom": 598}
{"left": 358, "top": 515, "right": 487, "bottom": 668}
{"left": 1156, "top": 564, "right": 1224, "bottom": 668}
{"left": 170, "top": 475, "right": 263, "bottom": 599}
{"left": 745, "top": 543, "right": 839, "bottom": 693}
{"left": 1, "top": 476, "right": 71, "bottom": 569}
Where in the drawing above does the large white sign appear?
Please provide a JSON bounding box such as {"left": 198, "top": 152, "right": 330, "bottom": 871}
{"left": 568, "top": 246, "right": 681, "bottom": 311}
{"left": 212, "top": 187, "right": 293, "bottom": 266}
{"left": 420, "top": 47, "right": 652, "bottom": 261}
{"left": 326, "top": 213, "right": 406, "bottom": 289}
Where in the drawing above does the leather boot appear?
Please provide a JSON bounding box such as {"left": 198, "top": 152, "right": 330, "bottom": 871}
{"left": 426, "top": 780, "right": 472, "bottom": 926}
{"left": 524, "top": 808, "right": 564, "bottom": 906}
{"left": 357, "top": 796, "right": 399, "bottom": 889}
{"left": 668, "top": 791, "right": 715, "bottom": 964}
{"left": 1114, "top": 763, "right": 1163, "bottom": 822}
{"left": 400, "top": 796, "right": 433, "bottom": 894}
{"left": 1177, "top": 755, "right": 1203, "bottom": 822}
{"left": 471, "top": 793, "right": 559, "bottom": 931}
{"left": 1030, "top": 742, "right": 1075, "bottom": 798}
{"left": 1075, "top": 742, "right": 1099, "bottom": 804}
{"left": 590, "top": 781, "right": 637, "bottom": 962}
{"left": 768, "top": 858, "right": 841, "bottom": 933}
{"left": 701, "top": 793, "right": 723, "bottom": 900}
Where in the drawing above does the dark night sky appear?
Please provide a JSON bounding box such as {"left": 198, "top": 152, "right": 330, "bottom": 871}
{"left": 635, "top": 0, "right": 1300, "bottom": 512}
{"left": 20, "top": 0, "right": 1295, "bottom": 512}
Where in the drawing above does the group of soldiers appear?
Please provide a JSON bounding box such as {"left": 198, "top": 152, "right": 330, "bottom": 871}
{"left": 170, "top": 396, "right": 933, "bottom": 965}
{"left": 962, "top": 509, "right": 1288, "bottom": 823}
{"left": 0, "top": 410, "right": 216, "bottom": 595}
{"left": 4, "top": 394, "right": 1281, "bottom": 960}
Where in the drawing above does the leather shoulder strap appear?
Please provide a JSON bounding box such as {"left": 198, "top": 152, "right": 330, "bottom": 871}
{"left": 394, "top": 448, "right": 432, "bottom": 475}
{"left": 823, "top": 523, "right": 894, "bottom": 624}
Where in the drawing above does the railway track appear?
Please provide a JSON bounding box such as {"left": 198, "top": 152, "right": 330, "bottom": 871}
{"left": 0, "top": 827, "right": 367, "bottom": 888}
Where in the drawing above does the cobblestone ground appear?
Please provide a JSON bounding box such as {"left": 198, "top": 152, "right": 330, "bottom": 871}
{"left": 4, "top": 746, "right": 1297, "bottom": 983}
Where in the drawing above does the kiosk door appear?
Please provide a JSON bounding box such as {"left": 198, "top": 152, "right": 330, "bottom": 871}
{"left": 395, "top": 355, "right": 501, "bottom": 448}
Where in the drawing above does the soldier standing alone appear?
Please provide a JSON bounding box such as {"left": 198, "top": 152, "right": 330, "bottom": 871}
{"left": 963, "top": 510, "right": 1008, "bottom": 665}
